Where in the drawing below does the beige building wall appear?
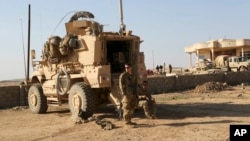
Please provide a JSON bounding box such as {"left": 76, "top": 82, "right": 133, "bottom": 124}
{"left": 184, "top": 39, "right": 250, "bottom": 68}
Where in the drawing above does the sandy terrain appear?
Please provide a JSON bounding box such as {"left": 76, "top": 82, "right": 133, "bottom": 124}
{"left": 0, "top": 83, "right": 250, "bottom": 141}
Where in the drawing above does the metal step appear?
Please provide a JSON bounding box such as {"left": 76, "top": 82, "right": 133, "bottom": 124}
{"left": 47, "top": 96, "right": 67, "bottom": 106}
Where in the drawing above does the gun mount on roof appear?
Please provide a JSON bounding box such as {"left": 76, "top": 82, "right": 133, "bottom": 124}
{"left": 69, "top": 11, "right": 95, "bottom": 22}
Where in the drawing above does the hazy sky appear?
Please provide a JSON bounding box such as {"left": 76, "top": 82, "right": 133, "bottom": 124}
{"left": 1, "top": 0, "right": 250, "bottom": 80}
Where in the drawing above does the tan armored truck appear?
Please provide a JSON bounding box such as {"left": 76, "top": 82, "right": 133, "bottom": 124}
{"left": 26, "top": 11, "right": 147, "bottom": 119}
{"left": 214, "top": 55, "right": 250, "bottom": 71}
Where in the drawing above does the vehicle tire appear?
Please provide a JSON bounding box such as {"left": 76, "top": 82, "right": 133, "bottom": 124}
{"left": 69, "top": 82, "right": 96, "bottom": 119}
{"left": 28, "top": 84, "right": 48, "bottom": 114}
{"left": 240, "top": 66, "right": 247, "bottom": 71}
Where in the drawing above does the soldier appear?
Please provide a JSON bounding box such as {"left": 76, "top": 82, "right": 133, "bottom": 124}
{"left": 119, "top": 63, "right": 138, "bottom": 126}
{"left": 169, "top": 64, "right": 172, "bottom": 74}
{"left": 156, "top": 65, "right": 160, "bottom": 72}
{"left": 138, "top": 80, "right": 157, "bottom": 119}
{"left": 159, "top": 65, "right": 163, "bottom": 74}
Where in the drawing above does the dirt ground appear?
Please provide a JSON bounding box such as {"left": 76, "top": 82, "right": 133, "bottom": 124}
{"left": 1, "top": 82, "right": 250, "bottom": 141}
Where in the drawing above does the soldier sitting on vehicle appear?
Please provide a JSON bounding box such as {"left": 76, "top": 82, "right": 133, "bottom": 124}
{"left": 137, "top": 80, "right": 157, "bottom": 119}
{"left": 43, "top": 36, "right": 62, "bottom": 63}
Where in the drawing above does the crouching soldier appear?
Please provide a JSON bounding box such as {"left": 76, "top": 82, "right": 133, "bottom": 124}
{"left": 138, "top": 80, "right": 157, "bottom": 119}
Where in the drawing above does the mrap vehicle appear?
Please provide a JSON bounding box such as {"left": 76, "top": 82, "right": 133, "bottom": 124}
{"left": 25, "top": 2, "right": 147, "bottom": 119}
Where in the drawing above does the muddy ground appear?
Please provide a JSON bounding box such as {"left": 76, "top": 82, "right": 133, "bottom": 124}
{"left": 1, "top": 82, "right": 250, "bottom": 141}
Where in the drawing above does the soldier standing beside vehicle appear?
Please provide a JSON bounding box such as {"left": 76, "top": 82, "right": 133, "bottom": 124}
{"left": 169, "top": 64, "right": 172, "bottom": 74}
{"left": 138, "top": 80, "right": 157, "bottom": 119}
{"left": 119, "top": 63, "right": 138, "bottom": 126}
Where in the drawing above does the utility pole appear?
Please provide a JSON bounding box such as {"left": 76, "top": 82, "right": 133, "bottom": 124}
{"left": 163, "top": 62, "right": 165, "bottom": 74}
{"left": 26, "top": 4, "right": 31, "bottom": 83}
{"left": 152, "top": 50, "right": 155, "bottom": 70}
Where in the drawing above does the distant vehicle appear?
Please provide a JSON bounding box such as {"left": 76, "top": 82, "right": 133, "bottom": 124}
{"left": 198, "top": 58, "right": 213, "bottom": 70}
{"left": 214, "top": 55, "right": 250, "bottom": 72}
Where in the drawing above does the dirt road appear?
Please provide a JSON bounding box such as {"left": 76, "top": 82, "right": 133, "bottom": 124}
{"left": 1, "top": 84, "right": 250, "bottom": 141}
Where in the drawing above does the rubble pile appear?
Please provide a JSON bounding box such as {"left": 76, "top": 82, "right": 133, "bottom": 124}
{"left": 193, "top": 81, "right": 228, "bottom": 93}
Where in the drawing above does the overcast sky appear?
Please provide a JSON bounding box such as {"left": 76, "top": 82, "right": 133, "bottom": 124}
{"left": 1, "top": 0, "right": 250, "bottom": 80}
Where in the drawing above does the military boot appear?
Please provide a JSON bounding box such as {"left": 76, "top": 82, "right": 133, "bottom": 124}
{"left": 145, "top": 112, "right": 153, "bottom": 119}
{"left": 151, "top": 115, "right": 157, "bottom": 119}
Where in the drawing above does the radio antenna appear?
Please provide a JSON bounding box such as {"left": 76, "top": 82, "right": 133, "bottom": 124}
{"left": 20, "top": 19, "right": 27, "bottom": 79}
{"left": 50, "top": 11, "right": 75, "bottom": 36}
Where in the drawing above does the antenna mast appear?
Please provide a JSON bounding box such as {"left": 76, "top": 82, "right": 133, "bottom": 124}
{"left": 119, "top": 0, "right": 126, "bottom": 34}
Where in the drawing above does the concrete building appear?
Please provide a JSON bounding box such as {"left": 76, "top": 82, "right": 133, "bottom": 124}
{"left": 184, "top": 39, "right": 250, "bottom": 68}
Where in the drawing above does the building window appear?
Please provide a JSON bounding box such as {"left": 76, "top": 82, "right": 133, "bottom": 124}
{"left": 240, "top": 51, "right": 250, "bottom": 60}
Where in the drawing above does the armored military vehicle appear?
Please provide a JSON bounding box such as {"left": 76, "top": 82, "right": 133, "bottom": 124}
{"left": 214, "top": 55, "right": 250, "bottom": 71}
{"left": 26, "top": 2, "right": 147, "bottom": 119}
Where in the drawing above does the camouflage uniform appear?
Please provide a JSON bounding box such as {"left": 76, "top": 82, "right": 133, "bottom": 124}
{"left": 119, "top": 71, "right": 138, "bottom": 124}
{"left": 138, "top": 83, "right": 157, "bottom": 119}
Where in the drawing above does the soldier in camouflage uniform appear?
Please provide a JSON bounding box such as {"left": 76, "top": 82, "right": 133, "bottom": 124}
{"left": 119, "top": 63, "right": 138, "bottom": 126}
{"left": 138, "top": 80, "right": 157, "bottom": 119}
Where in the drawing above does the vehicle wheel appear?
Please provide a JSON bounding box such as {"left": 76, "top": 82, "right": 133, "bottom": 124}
{"left": 69, "top": 82, "right": 96, "bottom": 119}
{"left": 28, "top": 84, "right": 48, "bottom": 114}
{"left": 240, "top": 66, "right": 247, "bottom": 71}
